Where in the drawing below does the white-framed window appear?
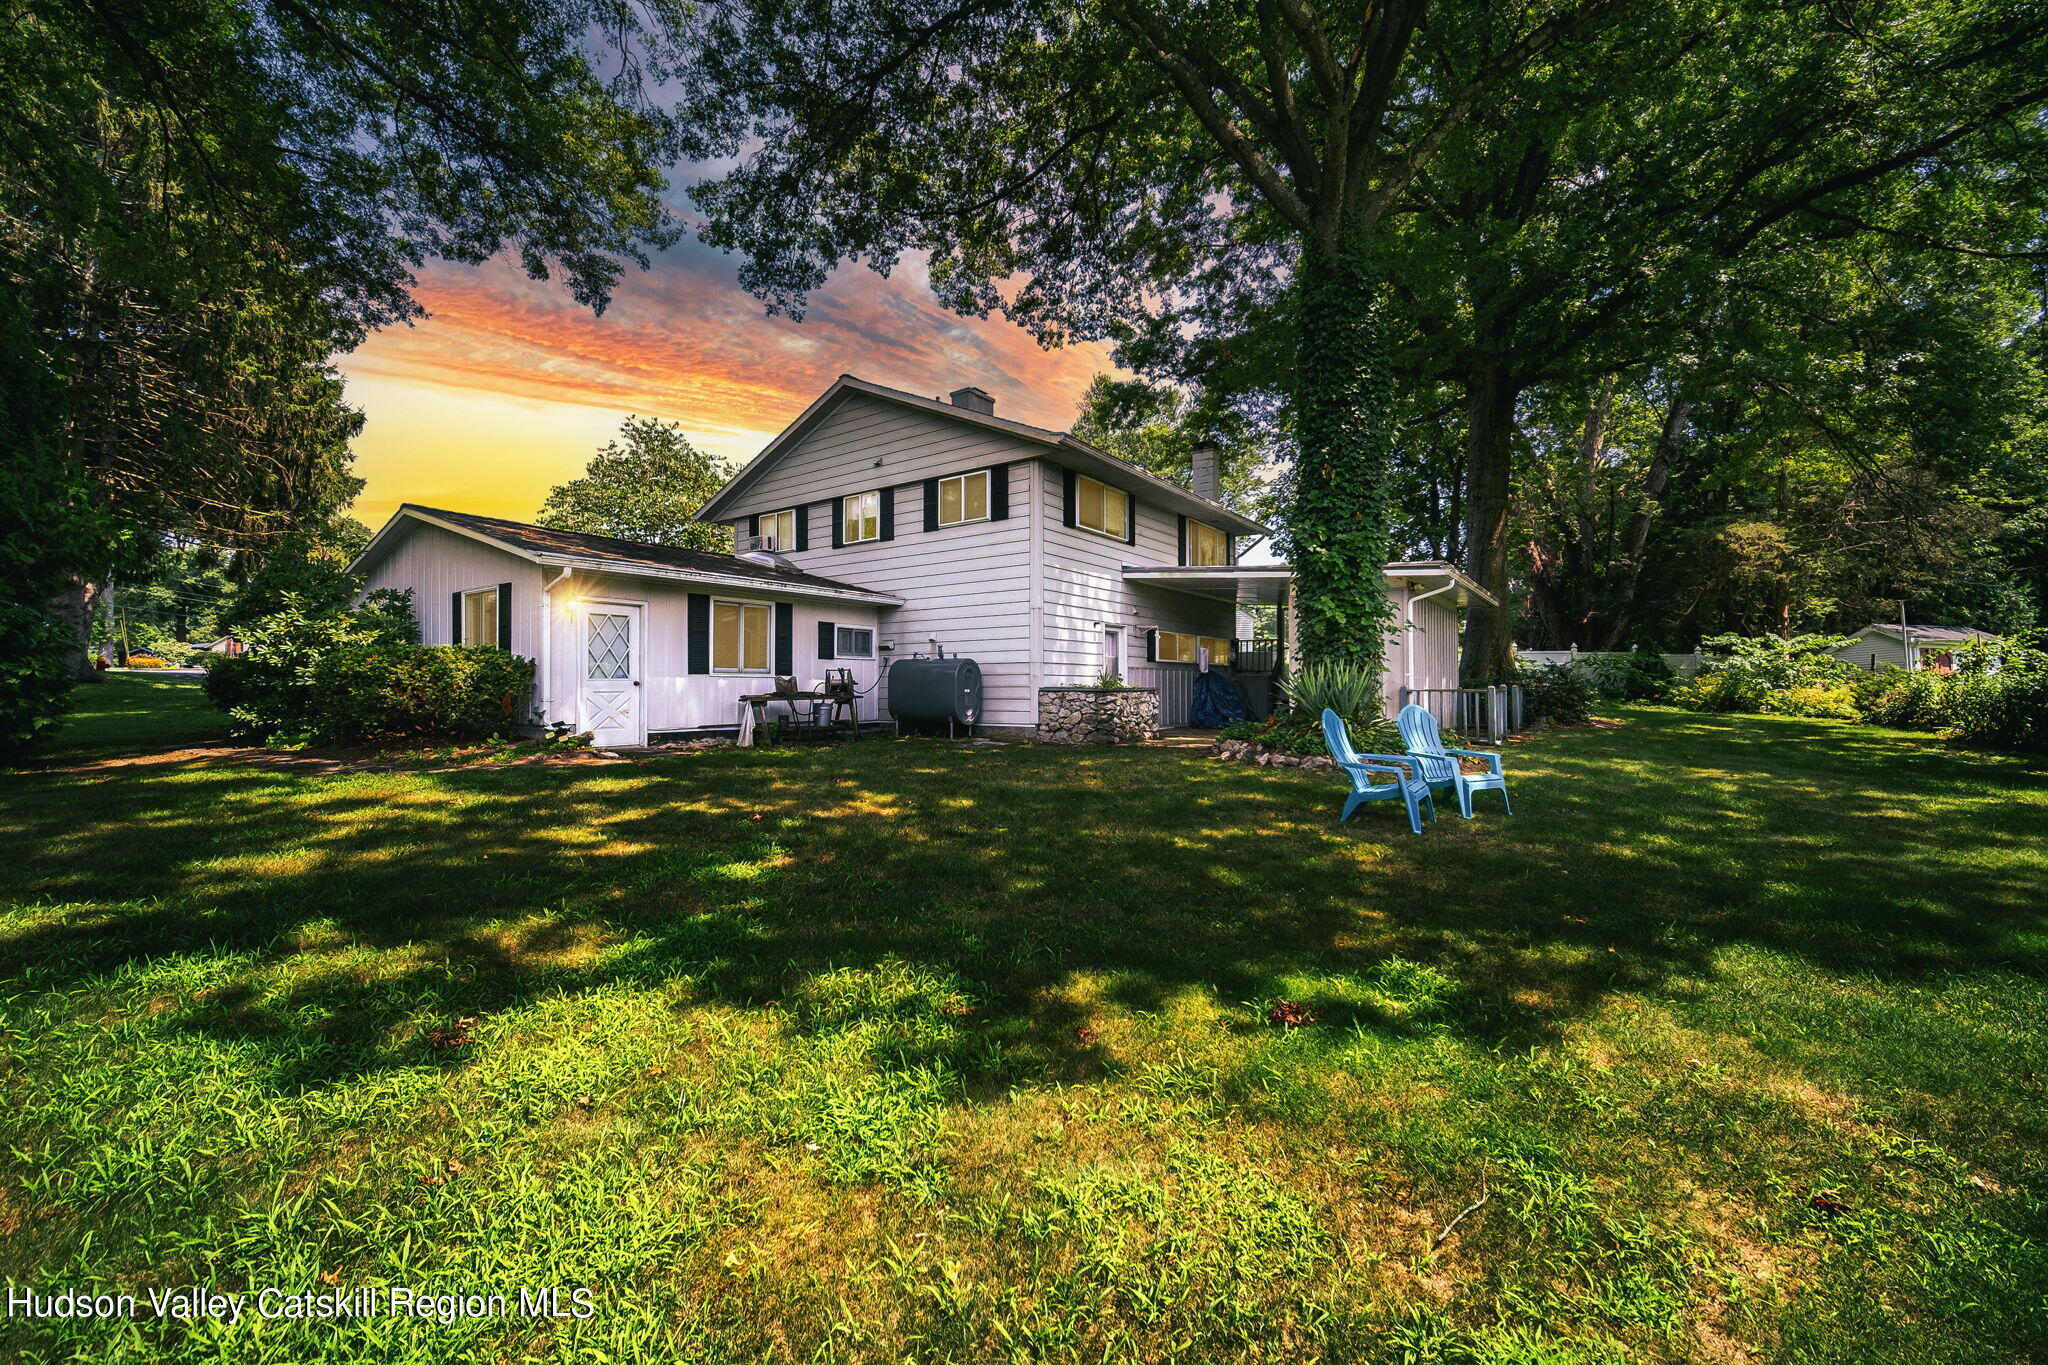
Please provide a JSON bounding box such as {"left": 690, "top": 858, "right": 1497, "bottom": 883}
{"left": 1198, "top": 635, "right": 1232, "bottom": 665}
{"left": 758, "top": 508, "right": 797, "bottom": 551}
{"left": 842, "top": 490, "right": 881, "bottom": 543}
{"left": 937, "top": 470, "right": 990, "bottom": 526}
{"left": 1076, "top": 475, "right": 1129, "bottom": 539}
{"left": 1187, "top": 519, "right": 1228, "bottom": 566}
{"left": 711, "top": 599, "right": 772, "bottom": 673}
{"left": 834, "top": 626, "right": 875, "bottom": 659}
{"left": 460, "top": 586, "right": 500, "bottom": 648}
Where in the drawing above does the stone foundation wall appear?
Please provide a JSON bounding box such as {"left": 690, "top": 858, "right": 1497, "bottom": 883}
{"left": 1036, "top": 687, "right": 1158, "bottom": 745}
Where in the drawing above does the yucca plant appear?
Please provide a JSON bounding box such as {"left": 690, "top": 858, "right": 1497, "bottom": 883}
{"left": 1283, "top": 661, "right": 1382, "bottom": 720}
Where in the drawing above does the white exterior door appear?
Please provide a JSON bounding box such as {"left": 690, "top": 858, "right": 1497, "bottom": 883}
{"left": 1103, "top": 627, "right": 1123, "bottom": 680}
{"left": 578, "top": 602, "right": 644, "bottom": 747}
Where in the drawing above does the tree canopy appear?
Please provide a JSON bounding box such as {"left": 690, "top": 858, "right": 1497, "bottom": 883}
{"left": 538, "top": 417, "right": 738, "bottom": 552}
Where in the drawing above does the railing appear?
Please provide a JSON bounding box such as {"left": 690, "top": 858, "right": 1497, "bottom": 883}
{"left": 1399, "top": 685, "right": 1525, "bottom": 742}
{"left": 1231, "top": 638, "right": 1281, "bottom": 673}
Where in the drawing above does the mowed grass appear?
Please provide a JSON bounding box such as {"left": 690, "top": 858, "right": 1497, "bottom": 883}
{"left": 1, "top": 677, "right": 2044, "bottom": 1364}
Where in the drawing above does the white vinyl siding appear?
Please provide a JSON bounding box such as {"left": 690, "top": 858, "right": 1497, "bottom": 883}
{"left": 357, "top": 524, "right": 540, "bottom": 656}
{"left": 937, "top": 470, "right": 989, "bottom": 526}
{"left": 718, "top": 393, "right": 1039, "bottom": 728}
{"left": 1038, "top": 464, "right": 1236, "bottom": 723}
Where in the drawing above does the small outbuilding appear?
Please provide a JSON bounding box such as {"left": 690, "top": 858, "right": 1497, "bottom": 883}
{"left": 1833, "top": 623, "right": 2000, "bottom": 674}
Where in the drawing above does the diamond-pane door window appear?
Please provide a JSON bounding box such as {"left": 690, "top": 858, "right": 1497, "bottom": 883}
{"left": 587, "top": 613, "right": 630, "bottom": 679}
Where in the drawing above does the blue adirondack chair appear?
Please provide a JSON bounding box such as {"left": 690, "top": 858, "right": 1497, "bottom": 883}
{"left": 1320, "top": 708, "right": 1435, "bottom": 835}
{"left": 1396, "top": 703, "right": 1512, "bottom": 818}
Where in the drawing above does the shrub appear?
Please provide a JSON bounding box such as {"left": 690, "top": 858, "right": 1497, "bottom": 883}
{"left": 1569, "top": 651, "right": 1675, "bottom": 701}
{"left": 1220, "top": 712, "right": 1403, "bottom": 757}
{"left": 205, "top": 590, "right": 529, "bottom": 746}
{"left": 1852, "top": 669, "right": 1946, "bottom": 729}
{"left": 1946, "top": 670, "right": 2048, "bottom": 752}
{"left": 1696, "top": 632, "right": 1858, "bottom": 692}
{"left": 1758, "top": 684, "right": 1859, "bottom": 720}
{"left": 0, "top": 600, "right": 74, "bottom": 756}
{"left": 1516, "top": 662, "right": 1596, "bottom": 724}
{"left": 1281, "top": 661, "right": 1381, "bottom": 720}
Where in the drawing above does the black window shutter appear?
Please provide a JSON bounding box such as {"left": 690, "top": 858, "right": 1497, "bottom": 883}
{"left": 1124, "top": 494, "right": 1137, "bottom": 545}
{"left": 879, "top": 487, "right": 896, "bottom": 541}
{"left": 1226, "top": 534, "right": 1236, "bottom": 565}
{"left": 686, "top": 593, "right": 710, "bottom": 674}
{"left": 1145, "top": 629, "right": 1157, "bottom": 662}
{"left": 831, "top": 497, "right": 845, "bottom": 549}
{"left": 818, "top": 620, "right": 837, "bottom": 659}
{"left": 774, "top": 602, "right": 795, "bottom": 675}
{"left": 748, "top": 513, "right": 760, "bottom": 538}
{"left": 1177, "top": 516, "right": 1188, "bottom": 565}
{"left": 1062, "top": 467, "right": 1077, "bottom": 527}
{"left": 497, "top": 583, "right": 512, "bottom": 651}
{"left": 796, "top": 504, "right": 810, "bottom": 552}
{"left": 990, "top": 463, "right": 1010, "bottom": 520}
{"left": 451, "top": 591, "right": 463, "bottom": 645}
{"left": 923, "top": 478, "right": 941, "bottom": 532}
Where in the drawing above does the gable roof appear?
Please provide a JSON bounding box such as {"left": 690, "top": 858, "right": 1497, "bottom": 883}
{"left": 698, "top": 374, "right": 1271, "bottom": 537}
{"left": 350, "top": 505, "right": 903, "bottom": 606}
{"left": 1849, "top": 623, "right": 2000, "bottom": 645}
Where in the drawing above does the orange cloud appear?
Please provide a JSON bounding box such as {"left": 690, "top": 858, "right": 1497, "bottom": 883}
{"left": 340, "top": 249, "right": 1120, "bottom": 527}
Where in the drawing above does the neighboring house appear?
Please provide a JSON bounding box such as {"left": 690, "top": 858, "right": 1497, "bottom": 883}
{"left": 1833, "top": 623, "right": 2001, "bottom": 674}
{"left": 201, "top": 636, "right": 247, "bottom": 657}
{"left": 351, "top": 374, "right": 1492, "bottom": 742}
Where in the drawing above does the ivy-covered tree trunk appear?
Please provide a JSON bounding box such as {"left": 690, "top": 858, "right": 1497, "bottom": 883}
{"left": 1282, "top": 239, "right": 1397, "bottom": 672}
{"left": 1460, "top": 357, "right": 1521, "bottom": 683}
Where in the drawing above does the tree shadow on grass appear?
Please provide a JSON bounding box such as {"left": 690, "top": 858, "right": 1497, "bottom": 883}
{"left": 2, "top": 709, "right": 2044, "bottom": 1100}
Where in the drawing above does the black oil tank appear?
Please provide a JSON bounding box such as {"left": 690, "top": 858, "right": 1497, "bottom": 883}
{"left": 886, "top": 657, "right": 983, "bottom": 725}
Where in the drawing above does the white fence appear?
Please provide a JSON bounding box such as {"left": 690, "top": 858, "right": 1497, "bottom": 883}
{"left": 1399, "top": 685, "right": 1525, "bottom": 741}
{"left": 1517, "top": 646, "right": 1704, "bottom": 678}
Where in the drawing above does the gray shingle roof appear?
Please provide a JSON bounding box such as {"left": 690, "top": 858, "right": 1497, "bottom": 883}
{"left": 400, "top": 505, "right": 897, "bottom": 600}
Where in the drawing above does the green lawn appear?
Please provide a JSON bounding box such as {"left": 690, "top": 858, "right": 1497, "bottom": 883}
{"left": 3, "top": 677, "right": 2044, "bottom": 1364}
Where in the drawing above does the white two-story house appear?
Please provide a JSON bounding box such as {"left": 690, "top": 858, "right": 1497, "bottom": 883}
{"left": 350, "top": 374, "right": 1489, "bottom": 745}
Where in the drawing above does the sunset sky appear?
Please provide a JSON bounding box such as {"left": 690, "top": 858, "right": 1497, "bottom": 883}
{"left": 338, "top": 231, "right": 1121, "bottom": 530}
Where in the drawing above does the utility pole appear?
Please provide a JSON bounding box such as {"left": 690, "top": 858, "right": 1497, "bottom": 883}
{"left": 1900, "top": 598, "right": 1912, "bottom": 672}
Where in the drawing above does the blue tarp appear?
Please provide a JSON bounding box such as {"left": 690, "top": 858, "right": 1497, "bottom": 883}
{"left": 1190, "top": 669, "right": 1252, "bottom": 728}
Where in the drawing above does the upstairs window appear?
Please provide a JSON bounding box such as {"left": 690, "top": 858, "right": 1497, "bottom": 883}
{"left": 758, "top": 509, "right": 797, "bottom": 550}
{"left": 1077, "top": 475, "right": 1129, "bottom": 539}
{"left": 937, "top": 470, "right": 990, "bottom": 526}
{"left": 1187, "top": 519, "right": 1228, "bottom": 566}
{"left": 842, "top": 490, "right": 881, "bottom": 544}
{"left": 460, "top": 587, "right": 500, "bottom": 648}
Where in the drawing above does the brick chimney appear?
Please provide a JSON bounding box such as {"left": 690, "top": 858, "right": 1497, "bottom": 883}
{"left": 1189, "top": 442, "right": 1222, "bottom": 502}
{"left": 949, "top": 385, "right": 995, "bottom": 415}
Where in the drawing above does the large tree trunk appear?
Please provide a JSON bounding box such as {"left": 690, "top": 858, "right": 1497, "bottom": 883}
{"left": 1459, "top": 358, "right": 1521, "bottom": 683}
{"left": 49, "top": 576, "right": 104, "bottom": 681}
{"left": 1283, "top": 238, "right": 1398, "bottom": 671}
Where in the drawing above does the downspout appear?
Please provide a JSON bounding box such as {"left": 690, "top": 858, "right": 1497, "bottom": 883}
{"left": 540, "top": 566, "right": 572, "bottom": 727}
{"left": 1403, "top": 581, "right": 1459, "bottom": 703}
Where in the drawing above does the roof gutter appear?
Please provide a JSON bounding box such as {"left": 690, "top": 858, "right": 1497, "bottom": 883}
{"left": 531, "top": 554, "right": 902, "bottom": 607}
{"left": 1403, "top": 581, "right": 1459, "bottom": 699}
